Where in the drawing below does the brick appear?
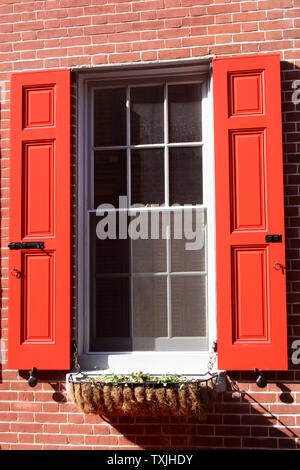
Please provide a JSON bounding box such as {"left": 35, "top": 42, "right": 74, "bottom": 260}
{"left": 158, "top": 28, "right": 189, "bottom": 39}
{"left": 35, "top": 434, "right": 69, "bottom": 445}
{"left": 270, "top": 404, "right": 300, "bottom": 415}
{"left": 14, "top": 21, "right": 44, "bottom": 32}
{"left": 11, "top": 423, "right": 43, "bottom": 433}
{"left": 189, "top": 436, "right": 223, "bottom": 447}
{"left": 68, "top": 434, "right": 85, "bottom": 445}
{"left": 109, "top": 52, "right": 140, "bottom": 63}
{"left": 158, "top": 48, "right": 190, "bottom": 60}
{"left": 0, "top": 391, "right": 17, "bottom": 401}
{"left": 18, "top": 392, "right": 35, "bottom": 402}
{"left": 242, "top": 437, "right": 278, "bottom": 449}
{"left": 60, "top": 424, "right": 93, "bottom": 434}
{"left": 258, "top": 0, "right": 292, "bottom": 8}
{"left": 0, "top": 422, "right": 10, "bottom": 432}
{"left": 132, "top": 40, "right": 164, "bottom": 51}
{"left": 278, "top": 438, "right": 298, "bottom": 449}
{"left": 142, "top": 51, "right": 157, "bottom": 61}
{"left": 108, "top": 12, "right": 139, "bottom": 23}
{"left": 0, "top": 433, "right": 18, "bottom": 443}
{"left": 92, "top": 424, "right": 111, "bottom": 434}
{"left": 215, "top": 426, "right": 251, "bottom": 436}
{"left": 207, "top": 4, "right": 241, "bottom": 15}
{"left": 186, "top": 13, "right": 213, "bottom": 25}
{"left": 182, "top": 36, "right": 215, "bottom": 47}
{"left": 246, "top": 393, "right": 277, "bottom": 403}
{"left": 132, "top": 1, "right": 164, "bottom": 12}
{"left": 132, "top": 20, "right": 163, "bottom": 31}
{"left": 61, "top": 0, "right": 89, "bottom": 6}
{"left": 234, "top": 11, "right": 266, "bottom": 22}
{"left": 108, "top": 32, "right": 140, "bottom": 43}
{"left": 44, "top": 424, "right": 60, "bottom": 433}
{"left": 233, "top": 32, "right": 265, "bottom": 42}
{"left": 35, "top": 413, "right": 67, "bottom": 423}
{"left": 157, "top": 8, "right": 189, "bottom": 19}
{"left": 242, "top": 22, "right": 259, "bottom": 32}
{"left": 182, "top": 0, "right": 210, "bottom": 5}
{"left": 269, "top": 426, "right": 299, "bottom": 438}
{"left": 61, "top": 17, "right": 91, "bottom": 28}
{"left": 11, "top": 402, "right": 42, "bottom": 412}
{"left": 135, "top": 435, "right": 170, "bottom": 446}
{"left": 251, "top": 426, "right": 269, "bottom": 437}
{"left": 260, "top": 19, "right": 293, "bottom": 30}
{"left": 85, "top": 435, "right": 119, "bottom": 446}
{"left": 19, "top": 433, "right": 35, "bottom": 444}
{"left": 92, "top": 54, "right": 108, "bottom": 65}
{"left": 211, "top": 44, "right": 241, "bottom": 55}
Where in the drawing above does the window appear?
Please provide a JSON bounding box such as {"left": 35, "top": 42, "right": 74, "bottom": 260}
{"left": 77, "top": 63, "right": 216, "bottom": 373}
{"left": 8, "top": 55, "right": 288, "bottom": 373}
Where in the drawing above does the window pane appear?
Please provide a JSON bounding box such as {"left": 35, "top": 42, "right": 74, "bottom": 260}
{"left": 131, "top": 149, "right": 164, "bottom": 205}
{"left": 131, "top": 86, "right": 164, "bottom": 145}
{"left": 94, "top": 150, "right": 127, "bottom": 208}
{"left": 170, "top": 210, "right": 205, "bottom": 272}
{"left": 94, "top": 88, "right": 126, "bottom": 147}
{"left": 169, "top": 147, "right": 202, "bottom": 205}
{"left": 132, "top": 212, "right": 167, "bottom": 273}
{"left": 168, "top": 83, "right": 202, "bottom": 143}
{"left": 93, "top": 277, "right": 130, "bottom": 342}
{"left": 133, "top": 277, "right": 167, "bottom": 340}
{"left": 171, "top": 276, "right": 206, "bottom": 337}
{"left": 91, "top": 215, "right": 129, "bottom": 274}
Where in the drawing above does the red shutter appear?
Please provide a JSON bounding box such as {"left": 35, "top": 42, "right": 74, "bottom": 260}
{"left": 8, "top": 70, "right": 71, "bottom": 370}
{"left": 213, "top": 54, "right": 288, "bottom": 370}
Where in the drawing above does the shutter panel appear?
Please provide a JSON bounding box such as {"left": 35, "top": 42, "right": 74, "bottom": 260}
{"left": 213, "top": 54, "right": 288, "bottom": 370}
{"left": 8, "top": 70, "right": 71, "bottom": 370}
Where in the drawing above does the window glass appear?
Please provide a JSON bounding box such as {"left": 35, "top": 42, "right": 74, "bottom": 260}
{"left": 131, "top": 86, "right": 164, "bottom": 145}
{"left": 169, "top": 147, "right": 203, "bottom": 205}
{"left": 131, "top": 149, "right": 164, "bottom": 205}
{"left": 94, "top": 88, "right": 126, "bottom": 147}
{"left": 92, "top": 277, "right": 130, "bottom": 351}
{"left": 171, "top": 275, "right": 206, "bottom": 337}
{"left": 90, "top": 80, "right": 207, "bottom": 353}
{"left": 91, "top": 215, "right": 129, "bottom": 274}
{"left": 94, "top": 150, "right": 127, "bottom": 208}
{"left": 133, "top": 277, "right": 168, "bottom": 341}
{"left": 168, "top": 83, "right": 202, "bottom": 143}
{"left": 132, "top": 212, "right": 167, "bottom": 273}
{"left": 170, "top": 210, "right": 206, "bottom": 272}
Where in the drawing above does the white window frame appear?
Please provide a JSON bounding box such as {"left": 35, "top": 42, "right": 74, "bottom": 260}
{"left": 76, "top": 60, "right": 217, "bottom": 375}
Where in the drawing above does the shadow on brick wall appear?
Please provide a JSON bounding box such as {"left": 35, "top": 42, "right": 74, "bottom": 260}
{"left": 81, "top": 374, "right": 300, "bottom": 450}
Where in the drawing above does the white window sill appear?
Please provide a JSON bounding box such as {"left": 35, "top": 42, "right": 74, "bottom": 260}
{"left": 76, "top": 351, "right": 218, "bottom": 376}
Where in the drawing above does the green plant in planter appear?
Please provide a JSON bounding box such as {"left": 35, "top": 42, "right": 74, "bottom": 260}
{"left": 88, "top": 371, "right": 201, "bottom": 385}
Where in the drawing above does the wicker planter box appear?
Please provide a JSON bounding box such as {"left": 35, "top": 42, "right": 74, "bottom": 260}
{"left": 68, "top": 379, "right": 217, "bottom": 420}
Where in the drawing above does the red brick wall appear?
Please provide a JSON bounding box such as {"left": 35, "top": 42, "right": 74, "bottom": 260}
{"left": 0, "top": 0, "right": 300, "bottom": 450}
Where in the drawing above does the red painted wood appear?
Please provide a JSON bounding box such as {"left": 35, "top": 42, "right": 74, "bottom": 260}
{"left": 8, "top": 70, "right": 71, "bottom": 370}
{"left": 213, "top": 54, "right": 288, "bottom": 370}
